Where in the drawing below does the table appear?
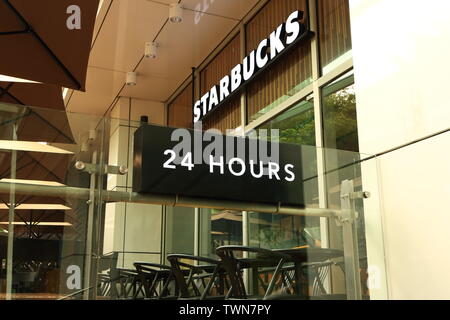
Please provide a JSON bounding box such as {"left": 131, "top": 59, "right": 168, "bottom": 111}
{"left": 236, "top": 247, "right": 343, "bottom": 297}
{"left": 216, "top": 245, "right": 344, "bottom": 299}
{"left": 274, "top": 247, "right": 343, "bottom": 263}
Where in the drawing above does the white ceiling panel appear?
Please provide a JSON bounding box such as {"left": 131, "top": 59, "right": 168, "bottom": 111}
{"left": 67, "top": 0, "right": 261, "bottom": 117}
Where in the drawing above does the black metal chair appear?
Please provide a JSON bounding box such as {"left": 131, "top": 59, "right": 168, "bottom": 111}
{"left": 215, "top": 245, "right": 292, "bottom": 299}
{"left": 97, "top": 273, "right": 111, "bottom": 297}
{"left": 96, "top": 253, "right": 141, "bottom": 299}
{"left": 96, "top": 252, "right": 119, "bottom": 298}
{"left": 113, "top": 268, "right": 142, "bottom": 299}
{"left": 133, "top": 262, "right": 176, "bottom": 300}
{"left": 308, "top": 260, "right": 334, "bottom": 296}
{"left": 167, "top": 254, "right": 228, "bottom": 300}
{"left": 264, "top": 260, "right": 348, "bottom": 300}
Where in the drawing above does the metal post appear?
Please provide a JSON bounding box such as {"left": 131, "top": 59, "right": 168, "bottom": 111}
{"left": 194, "top": 207, "right": 199, "bottom": 257}
{"left": 0, "top": 180, "right": 342, "bottom": 218}
{"left": 308, "top": 0, "right": 332, "bottom": 293}
{"left": 90, "top": 119, "right": 107, "bottom": 301}
{"left": 6, "top": 122, "right": 17, "bottom": 300}
{"left": 83, "top": 151, "right": 97, "bottom": 300}
{"left": 242, "top": 211, "right": 249, "bottom": 293}
{"left": 340, "top": 179, "right": 362, "bottom": 300}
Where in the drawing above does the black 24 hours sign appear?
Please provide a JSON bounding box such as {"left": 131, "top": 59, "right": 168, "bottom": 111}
{"left": 133, "top": 125, "right": 305, "bottom": 207}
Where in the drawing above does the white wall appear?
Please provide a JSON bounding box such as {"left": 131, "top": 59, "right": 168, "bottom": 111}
{"left": 103, "top": 97, "right": 165, "bottom": 268}
{"left": 350, "top": 0, "right": 450, "bottom": 155}
{"left": 350, "top": 0, "right": 450, "bottom": 299}
{"left": 376, "top": 133, "right": 450, "bottom": 299}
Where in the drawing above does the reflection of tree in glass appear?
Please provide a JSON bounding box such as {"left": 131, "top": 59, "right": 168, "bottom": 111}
{"left": 259, "top": 226, "right": 285, "bottom": 248}
{"left": 278, "top": 109, "right": 315, "bottom": 146}
{"left": 323, "top": 86, "right": 359, "bottom": 152}
{"left": 261, "top": 102, "right": 316, "bottom": 146}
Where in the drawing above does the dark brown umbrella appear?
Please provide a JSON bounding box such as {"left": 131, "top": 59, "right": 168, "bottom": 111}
{"left": 0, "top": 81, "right": 74, "bottom": 143}
{"left": 0, "top": 81, "right": 66, "bottom": 110}
{"left": 0, "top": 82, "right": 77, "bottom": 238}
{"left": 0, "top": 0, "right": 100, "bottom": 91}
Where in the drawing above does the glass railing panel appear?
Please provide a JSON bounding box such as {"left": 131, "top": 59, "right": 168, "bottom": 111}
{"left": 0, "top": 102, "right": 108, "bottom": 300}
{"left": 0, "top": 102, "right": 386, "bottom": 300}
{"left": 100, "top": 117, "right": 165, "bottom": 299}
{"left": 244, "top": 145, "right": 385, "bottom": 300}
{"left": 322, "top": 147, "right": 386, "bottom": 300}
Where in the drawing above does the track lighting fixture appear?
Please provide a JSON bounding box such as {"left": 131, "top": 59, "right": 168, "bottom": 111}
{"left": 145, "top": 41, "right": 158, "bottom": 59}
{"left": 126, "top": 72, "right": 137, "bottom": 86}
{"left": 169, "top": 3, "right": 183, "bottom": 23}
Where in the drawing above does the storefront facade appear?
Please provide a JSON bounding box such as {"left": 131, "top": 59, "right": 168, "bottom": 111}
{"left": 0, "top": 0, "right": 449, "bottom": 300}
{"left": 164, "top": 0, "right": 378, "bottom": 294}
{"left": 100, "top": 0, "right": 385, "bottom": 300}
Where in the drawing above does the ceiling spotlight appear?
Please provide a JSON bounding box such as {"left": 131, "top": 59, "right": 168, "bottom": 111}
{"left": 145, "top": 41, "right": 158, "bottom": 59}
{"left": 169, "top": 3, "right": 183, "bottom": 23}
{"left": 126, "top": 72, "right": 137, "bottom": 86}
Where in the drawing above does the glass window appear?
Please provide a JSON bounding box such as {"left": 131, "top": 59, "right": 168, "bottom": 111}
{"left": 199, "top": 209, "right": 242, "bottom": 258}
{"left": 322, "top": 71, "right": 358, "bottom": 152}
{"left": 168, "top": 82, "right": 193, "bottom": 129}
{"left": 246, "top": 0, "right": 312, "bottom": 124}
{"left": 200, "top": 35, "right": 240, "bottom": 93}
{"left": 258, "top": 97, "right": 318, "bottom": 208}
{"left": 259, "top": 97, "right": 316, "bottom": 146}
{"left": 249, "top": 213, "right": 321, "bottom": 249}
{"left": 318, "top": 0, "right": 352, "bottom": 74}
{"left": 165, "top": 206, "right": 195, "bottom": 256}
{"left": 249, "top": 97, "right": 320, "bottom": 250}
{"left": 322, "top": 71, "right": 370, "bottom": 296}
{"left": 200, "top": 35, "right": 241, "bottom": 132}
{"left": 200, "top": 95, "right": 241, "bottom": 133}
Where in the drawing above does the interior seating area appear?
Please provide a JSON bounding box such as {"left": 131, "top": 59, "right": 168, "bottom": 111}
{"left": 96, "top": 245, "right": 347, "bottom": 300}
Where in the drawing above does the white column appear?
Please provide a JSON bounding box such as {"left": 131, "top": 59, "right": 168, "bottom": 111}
{"left": 103, "top": 97, "right": 165, "bottom": 268}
